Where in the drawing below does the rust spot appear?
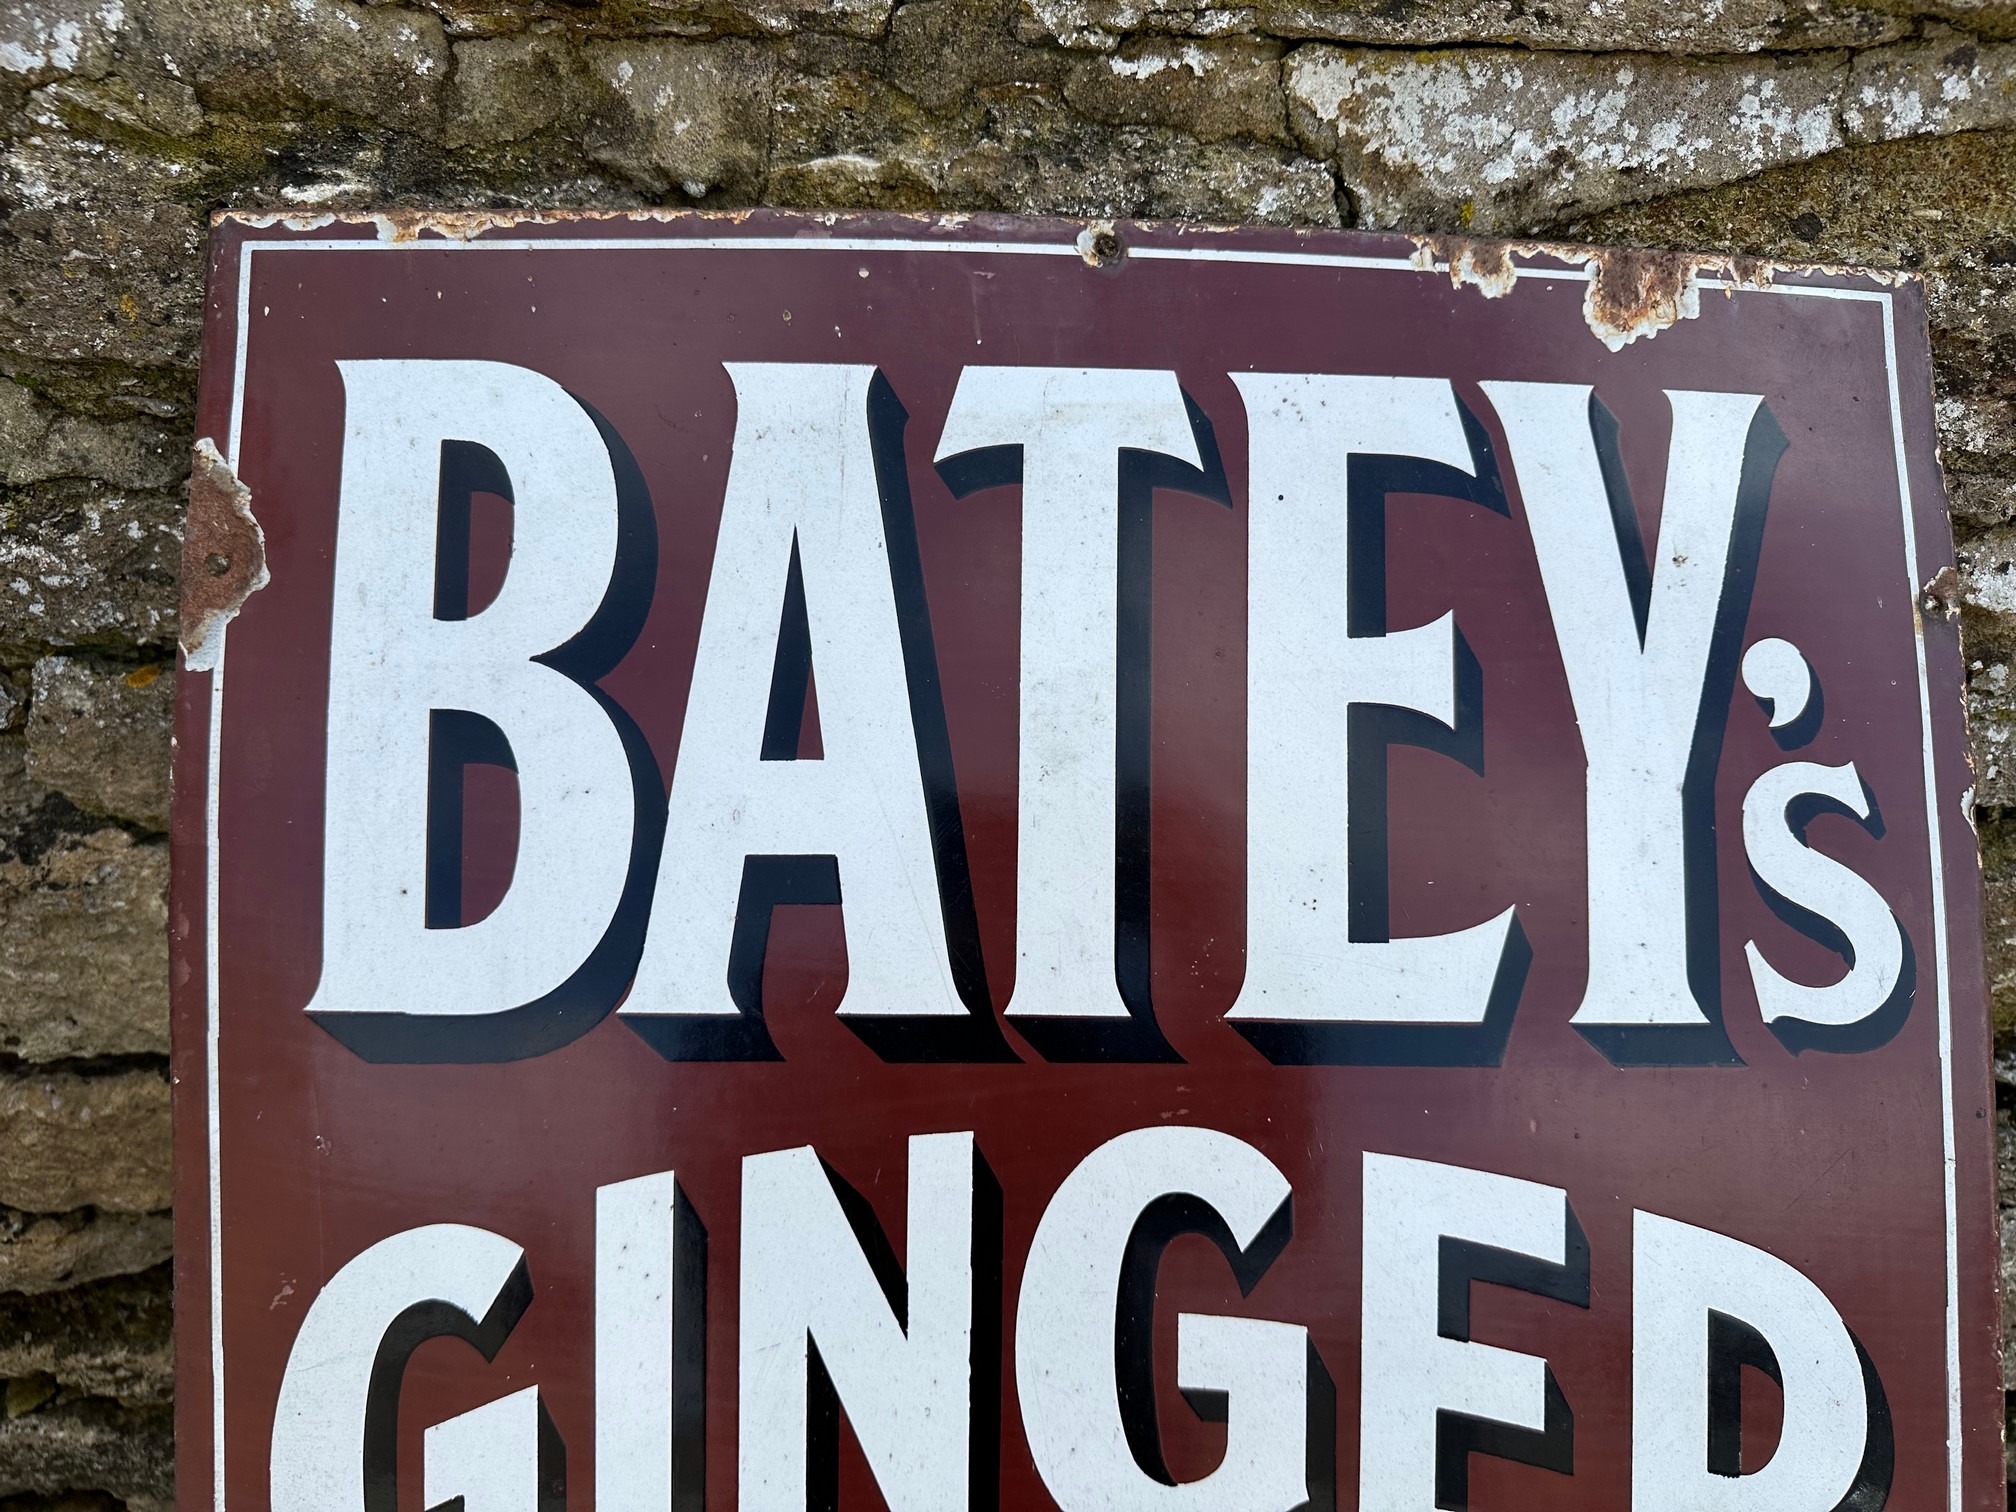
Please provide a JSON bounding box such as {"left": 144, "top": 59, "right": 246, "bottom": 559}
{"left": 1404, "top": 231, "right": 1903, "bottom": 351}
{"left": 1920, "top": 564, "right": 1962, "bottom": 622}
{"left": 123, "top": 665, "right": 161, "bottom": 689}
{"left": 1578, "top": 247, "right": 1776, "bottom": 351}
{"left": 1450, "top": 240, "right": 1517, "bottom": 299}
{"left": 1075, "top": 221, "right": 1124, "bottom": 268}
{"left": 181, "top": 438, "right": 270, "bottom": 673}
{"left": 1409, "top": 232, "right": 1754, "bottom": 346}
{"left": 213, "top": 210, "right": 339, "bottom": 233}
{"left": 1581, "top": 247, "right": 1710, "bottom": 351}
{"left": 1413, "top": 234, "right": 1517, "bottom": 298}
{"left": 369, "top": 209, "right": 554, "bottom": 244}
{"left": 219, "top": 206, "right": 788, "bottom": 241}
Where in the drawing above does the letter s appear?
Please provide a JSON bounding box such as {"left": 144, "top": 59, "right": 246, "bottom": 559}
{"left": 1742, "top": 759, "right": 1910, "bottom": 1052}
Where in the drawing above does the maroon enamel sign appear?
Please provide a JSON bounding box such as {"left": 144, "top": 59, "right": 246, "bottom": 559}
{"left": 173, "top": 211, "right": 1999, "bottom": 1512}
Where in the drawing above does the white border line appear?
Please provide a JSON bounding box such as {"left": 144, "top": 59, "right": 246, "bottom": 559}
{"left": 206, "top": 237, "right": 255, "bottom": 1512}
{"left": 210, "top": 232, "right": 1965, "bottom": 1508}
{"left": 1880, "top": 296, "right": 1967, "bottom": 1509}
{"left": 204, "top": 631, "right": 226, "bottom": 1512}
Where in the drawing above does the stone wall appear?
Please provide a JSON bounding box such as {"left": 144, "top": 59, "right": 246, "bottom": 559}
{"left": 2, "top": 0, "right": 2016, "bottom": 1502}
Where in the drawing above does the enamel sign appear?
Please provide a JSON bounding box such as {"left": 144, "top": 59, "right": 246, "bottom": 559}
{"left": 173, "top": 211, "right": 1999, "bottom": 1512}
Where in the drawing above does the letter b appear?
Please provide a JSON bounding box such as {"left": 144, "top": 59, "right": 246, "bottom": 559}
{"left": 306, "top": 361, "right": 659, "bottom": 1063}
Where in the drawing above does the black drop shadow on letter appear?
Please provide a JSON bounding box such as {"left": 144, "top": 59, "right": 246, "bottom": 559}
{"left": 1704, "top": 1309, "right": 1892, "bottom": 1511}
{"left": 1431, "top": 1203, "right": 1590, "bottom": 1510}
{"left": 1753, "top": 780, "right": 1915, "bottom": 1058}
{"left": 667, "top": 1183, "right": 710, "bottom": 1511}
{"left": 634, "top": 374, "right": 1009, "bottom": 1064}
{"left": 935, "top": 388, "right": 1232, "bottom": 1064}
{"left": 364, "top": 1256, "right": 544, "bottom": 1512}
{"left": 1575, "top": 395, "right": 1788, "bottom": 1069}
{"left": 801, "top": 1143, "right": 1004, "bottom": 1512}
{"left": 1233, "top": 399, "right": 1531, "bottom": 1068}
{"left": 1112, "top": 1190, "right": 1334, "bottom": 1508}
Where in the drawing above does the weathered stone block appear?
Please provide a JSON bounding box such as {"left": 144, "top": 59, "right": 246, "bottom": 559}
{"left": 1287, "top": 46, "right": 1847, "bottom": 234}
{"left": 38, "top": 61, "right": 208, "bottom": 140}
{"left": 0, "top": 380, "right": 45, "bottom": 469}
{"left": 0, "top": 1070, "right": 172, "bottom": 1214}
{"left": 1845, "top": 39, "right": 2016, "bottom": 143}
{"left": 671, "top": 0, "right": 892, "bottom": 38}
{"left": 1953, "top": 475, "right": 2016, "bottom": 535}
{"left": 1923, "top": 0, "right": 2016, "bottom": 42}
{"left": 1929, "top": 266, "right": 2016, "bottom": 351}
{"left": 1567, "top": 130, "right": 2016, "bottom": 270}
{"left": 0, "top": 385, "right": 183, "bottom": 491}
{"left": 0, "top": 154, "right": 204, "bottom": 374}
{"left": 416, "top": 0, "right": 893, "bottom": 40}
{"left": 583, "top": 38, "right": 773, "bottom": 200}
{"left": 0, "top": 1206, "right": 173, "bottom": 1295}
{"left": 769, "top": 47, "right": 938, "bottom": 187}
{"left": 767, "top": 147, "right": 942, "bottom": 210}
{"left": 1064, "top": 38, "right": 1291, "bottom": 147}
{"left": 887, "top": 0, "right": 1067, "bottom": 112}
{"left": 0, "top": 1266, "right": 172, "bottom": 1403}
{"left": 26, "top": 656, "right": 172, "bottom": 831}
{"left": 0, "top": 1396, "right": 171, "bottom": 1512}
{"left": 0, "top": 0, "right": 126, "bottom": 88}
{"left": 1016, "top": 0, "right": 1909, "bottom": 54}
{"left": 0, "top": 481, "right": 181, "bottom": 654}
{"left": 1114, "top": 135, "right": 1337, "bottom": 224}
{"left": 10, "top": 414, "right": 182, "bottom": 492}
{"left": 1962, "top": 523, "right": 2016, "bottom": 602}
{"left": 446, "top": 33, "right": 605, "bottom": 148}
{"left": 1941, "top": 392, "right": 2016, "bottom": 473}
{"left": 2004, "top": 1209, "right": 2016, "bottom": 1386}
{"left": 1983, "top": 873, "right": 2016, "bottom": 1040}
{"left": 0, "top": 820, "right": 168, "bottom": 1062}
{"left": 772, "top": 85, "right": 1340, "bottom": 224}
{"left": 142, "top": 0, "right": 451, "bottom": 135}
{"left": 1970, "top": 661, "right": 2016, "bottom": 807}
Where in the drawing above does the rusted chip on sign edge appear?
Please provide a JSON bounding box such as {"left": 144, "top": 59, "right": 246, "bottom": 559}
{"left": 1076, "top": 220, "right": 1125, "bottom": 268}
{"left": 1915, "top": 560, "right": 1973, "bottom": 844}
{"left": 181, "top": 438, "right": 269, "bottom": 674}
{"left": 211, "top": 207, "right": 1012, "bottom": 241}
{"left": 213, "top": 206, "right": 957, "bottom": 242}
{"left": 1920, "top": 563, "right": 1962, "bottom": 625}
{"left": 1408, "top": 233, "right": 1912, "bottom": 353}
